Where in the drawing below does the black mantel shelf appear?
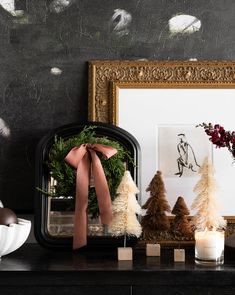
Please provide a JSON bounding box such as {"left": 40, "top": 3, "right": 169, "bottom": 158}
{"left": 1, "top": 244, "right": 235, "bottom": 295}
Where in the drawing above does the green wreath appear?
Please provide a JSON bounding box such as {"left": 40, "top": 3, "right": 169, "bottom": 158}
{"left": 44, "top": 126, "right": 130, "bottom": 218}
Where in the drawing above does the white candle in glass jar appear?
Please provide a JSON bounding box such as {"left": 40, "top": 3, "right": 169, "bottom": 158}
{"left": 195, "top": 229, "right": 224, "bottom": 260}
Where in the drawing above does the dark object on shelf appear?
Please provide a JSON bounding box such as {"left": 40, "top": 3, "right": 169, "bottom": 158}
{"left": 226, "top": 234, "right": 235, "bottom": 250}
{"left": 0, "top": 208, "right": 18, "bottom": 225}
{"left": 35, "top": 122, "right": 140, "bottom": 249}
{"left": 225, "top": 234, "right": 235, "bottom": 262}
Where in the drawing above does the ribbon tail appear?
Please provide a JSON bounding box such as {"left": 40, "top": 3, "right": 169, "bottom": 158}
{"left": 65, "top": 143, "right": 117, "bottom": 249}
{"left": 73, "top": 153, "right": 90, "bottom": 249}
{"left": 73, "top": 198, "right": 87, "bottom": 249}
{"left": 90, "top": 150, "right": 113, "bottom": 225}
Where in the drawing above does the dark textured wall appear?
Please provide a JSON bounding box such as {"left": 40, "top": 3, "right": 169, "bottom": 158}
{"left": 0, "top": 0, "right": 234, "bottom": 212}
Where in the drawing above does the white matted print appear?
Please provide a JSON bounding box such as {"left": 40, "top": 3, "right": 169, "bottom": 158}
{"left": 157, "top": 125, "right": 212, "bottom": 178}
{"left": 118, "top": 88, "right": 235, "bottom": 215}
{"left": 156, "top": 125, "right": 213, "bottom": 213}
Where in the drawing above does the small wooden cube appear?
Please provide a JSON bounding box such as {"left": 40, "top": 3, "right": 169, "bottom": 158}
{"left": 174, "top": 249, "right": 185, "bottom": 262}
{"left": 146, "top": 243, "right": 161, "bottom": 256}
{"left": 118, "top": 247, "right": 133, "bottom": 261}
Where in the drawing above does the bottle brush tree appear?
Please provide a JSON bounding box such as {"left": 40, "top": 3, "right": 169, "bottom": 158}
{"left": 191, "top": 156, "right": 226, "bottom": 231}
{"left": 171, "top": 196, "right": 192, "bottom": 238}
{"left": 108, "top": 170, "right": 142, "bottom": 246}
{"left": 141, "top": 171, "right": 171, "bottom": 240}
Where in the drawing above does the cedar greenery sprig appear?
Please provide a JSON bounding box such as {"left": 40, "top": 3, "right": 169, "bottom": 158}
{"left": 44, "top": 126, "right": 131, "bottom": 218}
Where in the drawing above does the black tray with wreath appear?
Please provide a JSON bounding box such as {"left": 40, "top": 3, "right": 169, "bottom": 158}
{"left": 34, "top": 122, "right": 140, "bottom": 249}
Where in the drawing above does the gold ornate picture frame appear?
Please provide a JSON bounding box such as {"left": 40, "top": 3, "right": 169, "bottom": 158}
{"left": 88, "top": 60, "right": 235, "bottom": 244}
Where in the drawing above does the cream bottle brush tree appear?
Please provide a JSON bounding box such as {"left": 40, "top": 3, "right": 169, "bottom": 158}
{"left": 191, "top": 156, "right": 226, "bottom": 230}
{"left": 108, "top": 170, "right": 142, "bottom": 246}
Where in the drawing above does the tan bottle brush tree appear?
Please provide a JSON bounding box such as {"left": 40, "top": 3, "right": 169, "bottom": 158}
{"left": 141, "top": 171, "right": 171, "bottom": 240}
{"left": 171, "top": 196, "right": 193, "bottom": 238}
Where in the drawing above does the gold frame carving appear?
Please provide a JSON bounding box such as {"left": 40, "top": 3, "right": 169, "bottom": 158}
{"left": 88, "top": 60, "right": 235, "bottom": 244}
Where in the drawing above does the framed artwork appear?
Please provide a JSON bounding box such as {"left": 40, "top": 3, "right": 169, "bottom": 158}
{"left": 88, "top": 60, "right": 235, "bottom": 243}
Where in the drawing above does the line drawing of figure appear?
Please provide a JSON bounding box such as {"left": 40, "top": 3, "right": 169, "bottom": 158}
{"left": 175, "top": 133, "right": 200, "bottom": 177}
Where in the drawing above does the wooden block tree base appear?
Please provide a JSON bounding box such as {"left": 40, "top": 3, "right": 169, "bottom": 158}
{"left": 118, "top": 247, "right": 133, "bottom": 261}
{"left": 174, "top": 249, "right": 185, "bottom": 262}
{"left": 146, "top": 244, "right": 161, "bottom": 256}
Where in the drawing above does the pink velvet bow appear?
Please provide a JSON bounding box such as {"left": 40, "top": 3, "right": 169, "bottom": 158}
{"left": 65, "top": 143, "right": 117, "bottom": 249}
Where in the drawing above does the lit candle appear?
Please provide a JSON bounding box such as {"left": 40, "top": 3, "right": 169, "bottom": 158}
{"left": 195, "top": 229, "right": 224, "bottom": 262}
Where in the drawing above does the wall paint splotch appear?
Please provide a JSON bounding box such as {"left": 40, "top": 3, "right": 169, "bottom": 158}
{"left": 111, "top": 9, "right": 132, "bottom": 37}
{"left": 0, "top": 118, "right": 10, "bottom": 137}
{"left": 0, "top": 0, "right": 15, "bottom": 12}
{"left": 50, "top": 67, "right": 62, "bottom": 76}
{"left": 169, "top": 14, "right": 201, "bottom": 35}
{"left": 49, "top": 0, "right": 75, "bottom": 14}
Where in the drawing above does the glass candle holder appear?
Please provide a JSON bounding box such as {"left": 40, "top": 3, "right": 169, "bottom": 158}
{"left": 195, "top": 229, "right": 225, "bottom": 266}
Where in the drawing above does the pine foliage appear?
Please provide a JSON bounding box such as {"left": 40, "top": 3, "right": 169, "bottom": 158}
{"left": 43, "top": 126, "right": 131, "bottom": 218}
{"left": 171, "top": 196, "right": 193, "bottom": 238}
{"left": 191, "top": 156, "right": 226, "bottom": 230}
{"left": 141, "top": 171, "right": 171, "bottom": 239}
{"left": 108, "top": 171, "right": 142, "bottom": 238}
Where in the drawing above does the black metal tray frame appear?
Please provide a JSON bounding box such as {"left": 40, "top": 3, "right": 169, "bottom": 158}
{"left": 34, "top": 122, "right": 140, "bottom": 249}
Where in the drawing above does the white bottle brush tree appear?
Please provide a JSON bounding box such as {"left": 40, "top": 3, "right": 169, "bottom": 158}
{"left": 191, "top": 156, "right": 226, "bottom": 231}
{"left": 108, "top": 170, "right": 142, "bottom": 246}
